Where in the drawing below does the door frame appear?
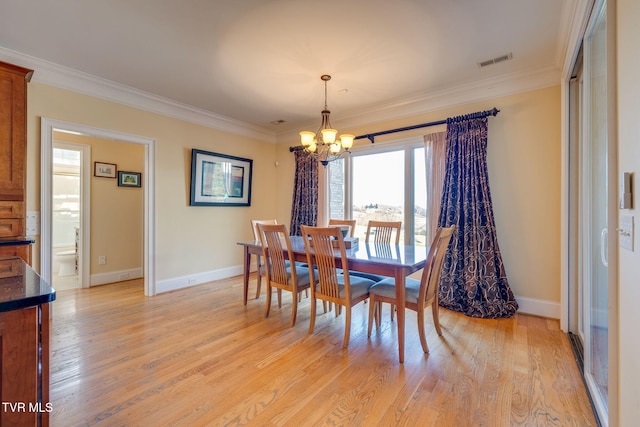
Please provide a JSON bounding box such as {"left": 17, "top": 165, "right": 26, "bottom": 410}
{"left": 40, "top": 118, "right": 157, "bottom": 296}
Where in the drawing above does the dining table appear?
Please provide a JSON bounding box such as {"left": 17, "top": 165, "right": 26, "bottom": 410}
{"left": 237, "top": 236, "right": 428, "bottom": 363}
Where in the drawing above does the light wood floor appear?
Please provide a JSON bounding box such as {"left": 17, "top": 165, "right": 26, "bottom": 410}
{"left": 49, "top": 275, "right": 597, "bottom": 426}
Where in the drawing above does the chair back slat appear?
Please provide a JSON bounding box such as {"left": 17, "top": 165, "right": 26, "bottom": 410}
{"left": 420, "top": 226, "right": 456, "bottom": 305}
{"left": 365, "top": 220, "right": 402, "bottom": 244}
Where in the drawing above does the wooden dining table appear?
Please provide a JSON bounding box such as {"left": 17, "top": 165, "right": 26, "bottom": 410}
{"left": 237, "top": 236, "right": 428, "bottom": 363}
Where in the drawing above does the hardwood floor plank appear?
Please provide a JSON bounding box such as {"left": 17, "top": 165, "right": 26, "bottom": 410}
{"left": 49, "top": 276, "right": 597, "bottom": 426}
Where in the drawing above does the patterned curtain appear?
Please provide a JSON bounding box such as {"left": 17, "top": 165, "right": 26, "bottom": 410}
{"left": 290, "top": 148, "right": 318, "bottom": 236}
{"left": 437, "top": 116, "right": 518, "bottom": 318}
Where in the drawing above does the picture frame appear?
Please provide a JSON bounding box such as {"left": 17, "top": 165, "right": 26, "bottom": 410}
{"left": 189, "top": 149, "right": 252, "bottom": 206}
{"left": 118, "top": 171, "right": 142, "bottom": 188}
{"left": 94, "top": 162, "right": 117, "bottom": 178}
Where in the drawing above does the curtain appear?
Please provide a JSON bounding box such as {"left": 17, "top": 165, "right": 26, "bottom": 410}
{"left": 438, "top": 116, "right": 518, "bottom": 318}
{"left": 290, "top": 148, "right": 318, "bottom": 236}
{"left": 424, "top": 131, "right": 447, "bottom": 245}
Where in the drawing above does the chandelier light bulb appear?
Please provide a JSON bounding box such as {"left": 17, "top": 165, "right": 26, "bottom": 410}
{"left": 300, "top": 131, "right": 315, "bottom": 146}
{"left": 340, "top": 134, "right": 354, "bottom": 149}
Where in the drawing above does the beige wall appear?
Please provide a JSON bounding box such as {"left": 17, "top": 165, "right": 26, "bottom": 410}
{"left": 617, "top": 0, "right": 640, "bottom": 423}
{"left": 27, "top": 83, "right": 280, "bottom": 282}
{"left": 277, "top": 86, "right": 562, "bottom": 308}
{"left": 26, "top": 78, "right": 562, "bottom": 312}
{"left": 54, "top": 132, "right": 144, "bottom": 275}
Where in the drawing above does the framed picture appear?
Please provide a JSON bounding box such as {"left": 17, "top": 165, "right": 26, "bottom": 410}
{"left": 189, "top": 149, "right": 252, "bottom": 206}
{"left": 118, "top": 171, "right": 142, "bottom": 187}
{"left": 94, "top": 162, "right": 117, "bottom": 178}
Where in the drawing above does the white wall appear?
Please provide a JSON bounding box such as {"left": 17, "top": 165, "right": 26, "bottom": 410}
{"left": 616, "top": 0, "right": 640, "bottom": 423}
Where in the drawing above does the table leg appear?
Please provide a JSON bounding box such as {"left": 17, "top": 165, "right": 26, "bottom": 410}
{"left": 243, "top": 245, "right": 251, "bottom": 305}
{"left": 395, "top": 269, "right": 406, "bottom": 363}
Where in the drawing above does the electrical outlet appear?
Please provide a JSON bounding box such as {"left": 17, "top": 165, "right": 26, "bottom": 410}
{"left": 188, "top": 278, "right": 196, "bottom": 285}
{"left": 119, "top": 273, "right": 130, "bottom": 280}
{"left": 98, "top": 256, "right": 106, "bottom": 265}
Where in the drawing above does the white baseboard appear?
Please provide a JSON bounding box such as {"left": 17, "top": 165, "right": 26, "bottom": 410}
{"left": 515, "top": 295, "right": 560, "bottom": 319}
{"left": 156, "top": 265, "right": 244, "bottom": 294}
{"left": 154, "top": 266, "right": 560, "bottom": 320}
{"left": 91, "top": 267, "right": 143, "bottom": 287}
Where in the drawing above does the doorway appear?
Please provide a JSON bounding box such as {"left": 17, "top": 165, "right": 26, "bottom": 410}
{"left": 51, "top": 141, "right": 90, "bottom": 290}
{"left": 40, "top": 118, "right": 157, "bottom": 296}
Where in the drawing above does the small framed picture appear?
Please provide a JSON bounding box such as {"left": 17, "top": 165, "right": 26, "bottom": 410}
{"left": 118, "top": 171, "right": 142, "bottom": 188}
{"left": 94, "top": 162, "right": 117, "bottom": 178}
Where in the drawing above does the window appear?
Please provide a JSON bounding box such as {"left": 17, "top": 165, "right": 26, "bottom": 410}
{"left": 328, "top": 139, "right": 427, "bottom": 245}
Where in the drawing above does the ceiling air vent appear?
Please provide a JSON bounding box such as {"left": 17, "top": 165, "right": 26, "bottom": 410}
{"left": 477, "top": 52, "right": 513, "bottom": 68}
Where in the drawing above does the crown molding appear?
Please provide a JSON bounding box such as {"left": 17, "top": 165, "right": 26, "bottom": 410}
{"left": 276, "top": 64, "right": 561, "bottom": 143}
{"left": 1, "top": 46, "right": 561, "bottom": 146}
{"left": 0, "top": 47, "right": 277, "bottom": 143}
{"left": 559, "top": 0, "right": 594, "bottom": 77}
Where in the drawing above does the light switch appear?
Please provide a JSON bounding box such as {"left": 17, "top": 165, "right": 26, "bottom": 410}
{"left": 26, "top": 211, "right": 40, "bottom": 236}
{"left": 619, "top": 215, "right": 634, "bottom": 251}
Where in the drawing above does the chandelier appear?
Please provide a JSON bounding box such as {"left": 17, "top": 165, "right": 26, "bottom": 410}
{"left": 299, "top": 75, "right": 354, "bottom": 166}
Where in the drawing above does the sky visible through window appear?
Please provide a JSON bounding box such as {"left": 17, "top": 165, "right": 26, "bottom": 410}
{"left": 352, "top": 149, "right": 426, "bottom": 211}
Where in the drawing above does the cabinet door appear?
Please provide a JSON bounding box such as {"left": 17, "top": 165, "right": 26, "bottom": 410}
{"left": 0, "top": 62, "right": 32, "bottom": 201}
{"left": 0, "top": 307, "right": 39, "bottom": 426}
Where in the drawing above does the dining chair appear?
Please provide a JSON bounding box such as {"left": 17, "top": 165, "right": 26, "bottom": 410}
{"left": 367, "top": 225, "right": 455, "bottom": 354}
{"left": 301, "top": 225, "right": 376, "bottom": 348}
{"left": 328, "top": 218, "right": 357, "bottom": 237}
{"left": 258, "top": 223, "right": 313, "bottom": 327}
{"left": 350, "top": 220, "right": 403, "bottom": 286}
{"left": 250, "top": 219, "right": 277, "bottom": 300}
{"left": 365, "top": 220, "right": 402, "bottom": 244}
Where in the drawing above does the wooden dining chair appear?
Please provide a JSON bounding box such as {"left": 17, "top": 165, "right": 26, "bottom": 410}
{"left": 367, "top": 225, "right": 455, "bottom": 354}
{"left": 328, "top": 219, "right": 357, "bottom": 237}
{"left": 258, "top": 223, "right": 313, "bottom": 327}
{"left": 250, "top": 219, "right": 277, "bottom": 300}
{"left": 300, "top": 225, "right": 376, "bottom": 348}
{"left": 350, "top": 220, "right": 403, "bottom": 287}
{"left": 365, "top": 220, "right": 402, "bottom": 244}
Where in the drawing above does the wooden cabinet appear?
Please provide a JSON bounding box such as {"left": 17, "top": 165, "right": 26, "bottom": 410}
{"left": 0, "top": 258, "right": 55, "bottom": 427}
{"left": 0, "top": 61, "right": 33, "bottom": 264}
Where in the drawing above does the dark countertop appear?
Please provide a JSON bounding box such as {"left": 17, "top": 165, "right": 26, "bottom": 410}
{"left": 0, "top": 257, "right": 56, "bottom": 312}
{"left": 0, "top": 237, "right": 35, "bottom": 246}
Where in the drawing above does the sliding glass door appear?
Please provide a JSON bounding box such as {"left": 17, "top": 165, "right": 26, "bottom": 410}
{"left": 581, "top": 1, "right": 609, "bottom": 423}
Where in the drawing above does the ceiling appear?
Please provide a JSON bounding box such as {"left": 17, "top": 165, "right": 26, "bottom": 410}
{"left": 0, "top": 0, "right": 580, "bottom": 142}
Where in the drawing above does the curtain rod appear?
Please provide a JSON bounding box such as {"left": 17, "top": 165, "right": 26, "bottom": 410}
{"left": 355, "top": 107, "right": 499, "bottom": 143}
{"left": 289, "top": 107, "right": 499, "bottom": 151}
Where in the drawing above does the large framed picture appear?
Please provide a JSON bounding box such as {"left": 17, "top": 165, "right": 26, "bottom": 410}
{"left": 189, "top": 149, "right": 252, "bottom": 206}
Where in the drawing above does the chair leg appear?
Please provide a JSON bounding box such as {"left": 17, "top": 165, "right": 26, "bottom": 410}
{"left": 255, "top": 256, "right": 262, "bottom": 299}
{"left": 255, "top": 267, "right": 262, "bottom": 299}
{"left": 367, "top": 296, "right": 376, "bottom": 337}
{"left": 290, "top": 290, "right": 298, "bottom": 327}
{"left": 265, "top": 283, "right": 272, "bottom": 318}
{"left": 417, "top": 309, "right": 430, "bottom": 354}
{"left": 277, "top": 289, "right": 282, "bottom": 308}
{"left": 343, "top": 305, "right": 351, "bottom": 348}
{"left": 432, "top": 299, "right": 443, "bottom": 336}
{"left": 390, "top": 303, "right": 395, "bottom": 321}
{"left": 308, "top": 296, "right": 317, "bottom": 334}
